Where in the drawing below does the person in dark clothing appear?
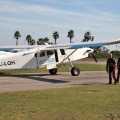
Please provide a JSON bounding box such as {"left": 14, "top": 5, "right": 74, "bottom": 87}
{"left": 117, "top": 57, "right": 120, "bottom": 83}
{"left": 106, "top": 53, "right": 117, "bottom": 84}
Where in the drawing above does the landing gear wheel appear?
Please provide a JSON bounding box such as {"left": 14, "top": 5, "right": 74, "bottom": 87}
{"left": 49, "top": 68, "right": 57, "bottom": 75}
{"left": 71, "top": 67, "right": 80, "bottom": 76}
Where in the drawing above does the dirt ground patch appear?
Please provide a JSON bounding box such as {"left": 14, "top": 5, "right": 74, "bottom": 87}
{"left": 0, "top": 71, "right": 110, "bottom": 93}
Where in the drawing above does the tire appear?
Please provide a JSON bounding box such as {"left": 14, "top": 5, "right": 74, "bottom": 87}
{"left": 71, "top": 67, "right": 80, "bottom": 76}
{"left": 49, "top": 68, "right": 57, "bottom": 75}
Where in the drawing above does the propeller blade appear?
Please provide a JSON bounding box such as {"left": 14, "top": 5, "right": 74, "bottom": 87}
{"left": 91, "top": 53, "right": 97, "bottom": 62}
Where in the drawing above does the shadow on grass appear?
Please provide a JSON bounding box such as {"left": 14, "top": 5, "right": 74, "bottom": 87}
{"left": 0, "top": 72, "right": 69, "bottom": 83}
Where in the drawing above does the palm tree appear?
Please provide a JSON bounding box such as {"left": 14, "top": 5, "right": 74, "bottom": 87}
{"left": 53, "top": 31, "right": 59, "bottom": 44}
{"left": 26, "top": 35, "right": 32, "bottom": 45}
{"left": 67, "top": 30, "right": 74, "bottom": 43}
{"left": 14, "top": 31, "right": 21, "bottom": 46}
{"left": 82, "top": 31, "right": 94, "bottom": 42}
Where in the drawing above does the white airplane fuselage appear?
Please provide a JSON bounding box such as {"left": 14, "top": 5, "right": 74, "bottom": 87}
{"left": 0, "top": 48, "right": 93, "bottom": 70}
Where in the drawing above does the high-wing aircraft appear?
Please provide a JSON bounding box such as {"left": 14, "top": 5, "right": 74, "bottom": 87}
{"left": 0, "top": 39, "right": 120, "bottom": 76}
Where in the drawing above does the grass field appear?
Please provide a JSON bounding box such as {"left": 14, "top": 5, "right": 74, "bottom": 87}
{"left": 0, "top": 60, "right": 119, "bottom": 120}
{"left": 0, "top": 85, "right": 120, "bottom": 120}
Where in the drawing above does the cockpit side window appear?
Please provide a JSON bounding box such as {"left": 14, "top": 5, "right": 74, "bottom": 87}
{"left": 40, "top": 52, "right": 45, "bottom": 57}
{"left": 47, "top": 51, "right": 54, "bottom": 56}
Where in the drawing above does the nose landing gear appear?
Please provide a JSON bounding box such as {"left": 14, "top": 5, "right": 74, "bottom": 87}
{"left": 49, "top": 68, "right": 57, "bottom": 75}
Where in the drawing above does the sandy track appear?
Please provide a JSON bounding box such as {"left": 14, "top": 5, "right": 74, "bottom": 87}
{"left": 0, "top": 71, "right": 110, "bottom": 93}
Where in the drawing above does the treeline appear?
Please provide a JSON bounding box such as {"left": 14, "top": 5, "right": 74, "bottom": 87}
{"left": 14, "top": 30, "right": 94, "bottom": 46}
{"left": 89, "top": 51, "right": 120, "bottom": 59}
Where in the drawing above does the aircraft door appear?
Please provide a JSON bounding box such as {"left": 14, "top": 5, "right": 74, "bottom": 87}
{"left": 36, "top": 50, "right": 56, "bottom": 68}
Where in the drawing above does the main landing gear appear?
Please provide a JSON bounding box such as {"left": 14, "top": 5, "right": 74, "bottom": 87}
{"left": 49, "top": 66, "right": 80, "bottom": 76}
{"left": 49, "top": 58, "right": 80, "bottom": 76}
{"left": 71, "top": 66, "right": 80, "bottom": 76}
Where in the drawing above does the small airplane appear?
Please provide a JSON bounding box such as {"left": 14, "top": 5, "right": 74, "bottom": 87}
{"left": 0, "top": 39, "right": 120, "bottom": 76}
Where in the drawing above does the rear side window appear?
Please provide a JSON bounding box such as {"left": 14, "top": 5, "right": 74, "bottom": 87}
{"left": 60, "top": 49, "right": 65, "bottom": 55}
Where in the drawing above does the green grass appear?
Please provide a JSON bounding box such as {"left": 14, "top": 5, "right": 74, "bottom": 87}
{"left": 0, "top": 63, "right": 106, "bottom": 74}
{"left": 0, "top": 84, "right": 120, "bottom": 120}
{"left": 0, "top": 61, "right": 116, "bottom": 120}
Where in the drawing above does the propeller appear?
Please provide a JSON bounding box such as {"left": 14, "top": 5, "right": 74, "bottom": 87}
{"left": 91, "top": 53, "right": 97, "bottom": 62}
{"left": 85, "top": 49, "right": 97, "bottom": 62}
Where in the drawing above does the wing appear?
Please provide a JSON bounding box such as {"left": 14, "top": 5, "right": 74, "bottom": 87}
{"left": 0, "top": 45, "right": 45, "bottom": 52}
{"left": 43, "top": 39, "right": 120, "bottom": 50}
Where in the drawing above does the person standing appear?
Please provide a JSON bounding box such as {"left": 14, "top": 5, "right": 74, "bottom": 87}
{"left": 117, "top": 57, "right": 120, "bottom": 83}
{"left": 106, "top": 53, "right": 117, "bottom": 84}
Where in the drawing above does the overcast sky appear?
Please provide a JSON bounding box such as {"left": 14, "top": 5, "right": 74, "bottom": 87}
{"left": 0, "top": 0, "right": 120, "bottom": 50}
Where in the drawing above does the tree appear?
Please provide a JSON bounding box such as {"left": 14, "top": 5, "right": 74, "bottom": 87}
{"left": 30, "top": 39, "right": 35, "bottom": 45}
{"left": 82, "top": 31, "right": 94, "bottom": 42}
{"left": 14, "top": 31, "right": 21, "bottom": 46}
{"left": 53, "top": 31, "right": 59, "bottom": 44}
{"left": 37, "top": 37, "right": 50, "bottom": 45}
{"left": 44, "top": 37, "right": 49, "bottom": 43}
{"left": 37, "top": 38, "right": 44, "bottom": 45}
{"left": 81, "top": 31, "right": 98, "bottom": 51}
{"left": 44, "top": 37, "right": 53, "bottom": 44}
{"left": 26, "top": 35, "right": 32, "bottom": 45}
{"left": 67, "top": 30, "right": 74, "bottom": 43}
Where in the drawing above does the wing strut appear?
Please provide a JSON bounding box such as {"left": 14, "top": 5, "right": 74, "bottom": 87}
{"left": 57, "top": 49, "right": 78, "bottom": 68}
{"left": 56, "top": 49, "right": 80, "bottom": 76}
